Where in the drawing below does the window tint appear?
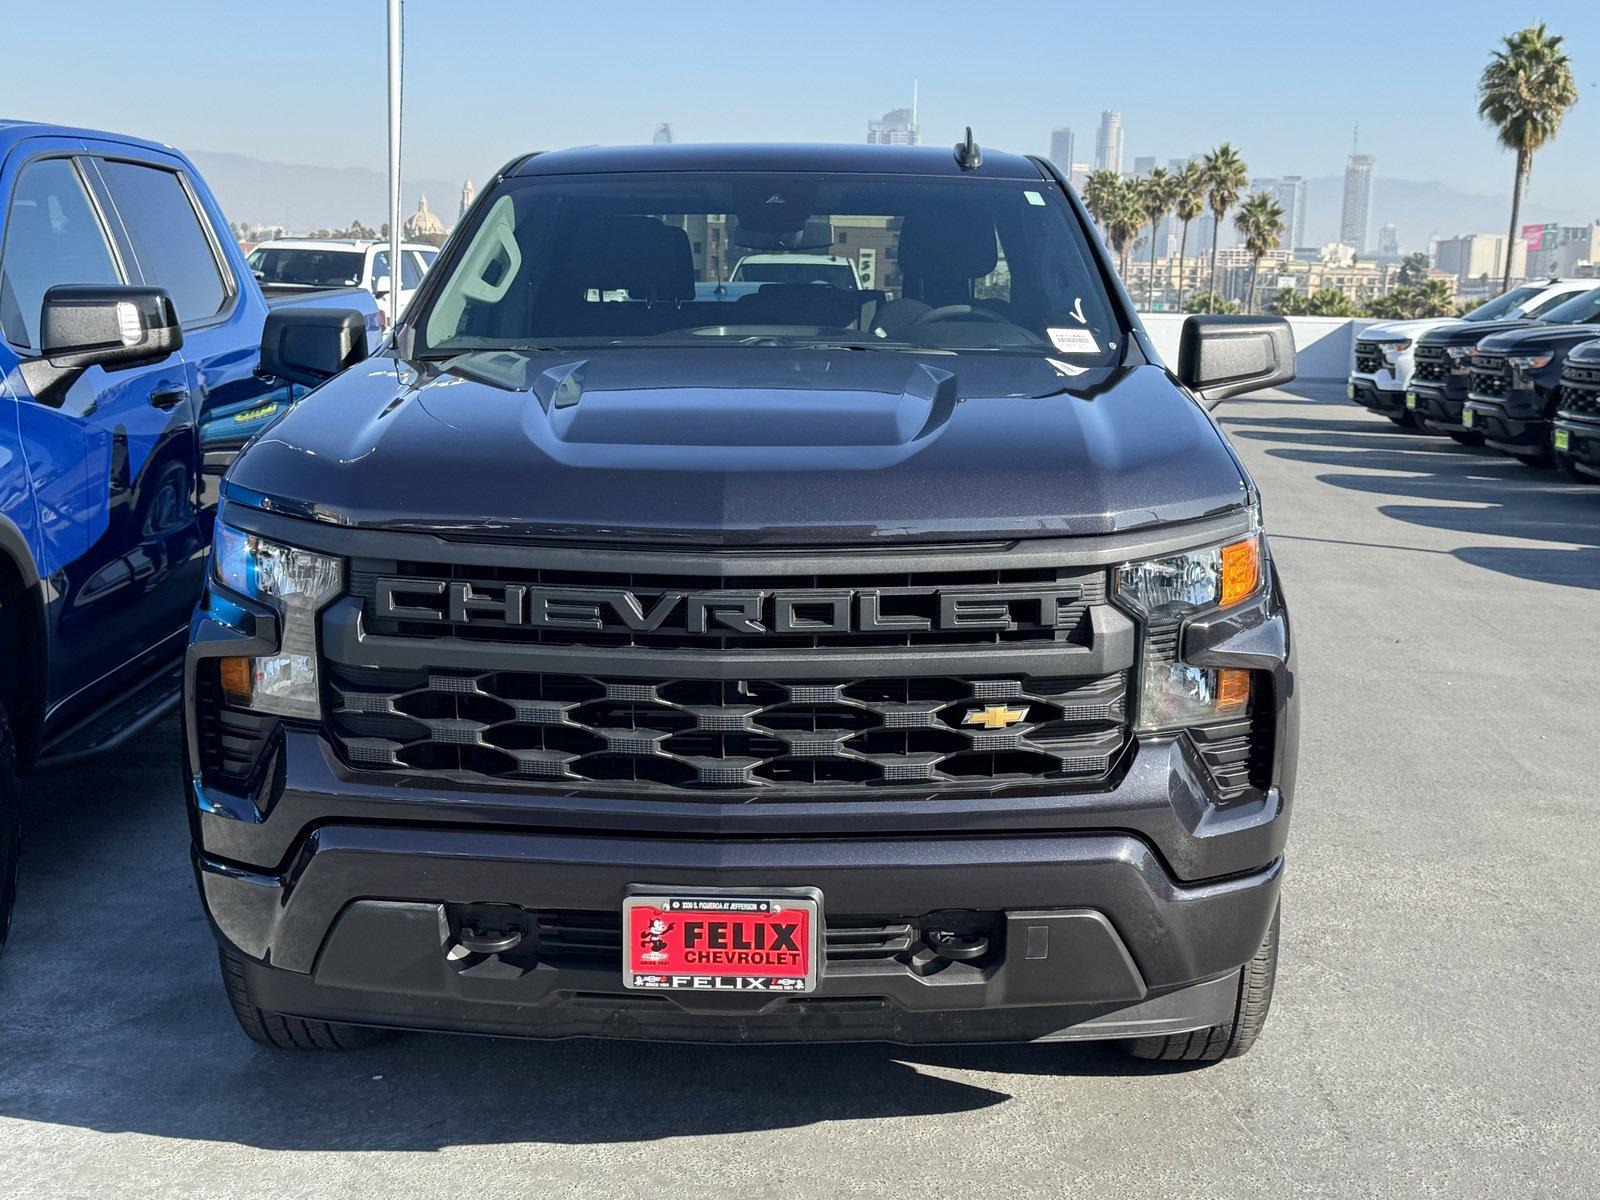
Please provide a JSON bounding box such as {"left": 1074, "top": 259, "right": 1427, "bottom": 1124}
{"left": 1538, "top": 288, "right": 1600, "bottom": 325}
{"left": 98, "top": 160, "right": 228, "bottom": 322}
{"left": 401, "top": 251, "right": 424, "bottom": 288}
{"left": 1526, "top": 289, "right": 1588, "bottom": 319}
{"left": 0, "top": 157, "right": 122, "bottom": 349}
{"left": 249, "top": 247, "right": 364, "bottom": 288}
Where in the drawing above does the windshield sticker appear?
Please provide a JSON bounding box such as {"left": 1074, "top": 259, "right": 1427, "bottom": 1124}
{"left": 1069, "top": 296, "right": 1088, "bottom": 324}
{"left": 1048, "top": 327, "right": 1100, "bottom": 355}
{"left": 1048, "top": 359, "right": 1087, "bottom": 377}
{"left": 1024, "top": 190, "right": 1046, "bottom": 206}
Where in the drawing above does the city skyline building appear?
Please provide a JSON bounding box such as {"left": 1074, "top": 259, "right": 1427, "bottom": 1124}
{"left": 458, "top": 177, "right": 475, "bottom": 221}
{"left": 1340, "top": 130, "right": 1376, "bottom": 254}
{"left": 1049, "top": 127, "right": 1074, "bottom": 174}
{"left": 868, "top": 86, "right": 920, "bottom": 146}
{"left": 653, "top": 123, "right": 674, "bottom": 144}
{"left": 1093, "top": 110, "right": 1123, "bottom": 175}
{"left": 1250, "top": 175, "right": 1307, "bottom": 250}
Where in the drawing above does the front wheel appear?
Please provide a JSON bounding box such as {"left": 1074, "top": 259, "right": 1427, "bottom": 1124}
{"left": 0, "top": 705, "right": 21, "bottom": 959}
{"left": 1445, "top": 429, "right": 1485, "bottom": 447}
{"left": 218, "top": 946, "right": 385, "bottom": 1050}
{"left": 1556, "top": 455, "right": 1596, "bottom": 484}
{"left": 1511, "top": 448, "right": 1556, "bottom": 470}
{"left": 1125, "top": 904, "right": 1279, "bottom": 1064}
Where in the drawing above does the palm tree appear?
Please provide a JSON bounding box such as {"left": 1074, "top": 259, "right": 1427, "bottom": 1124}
{"left": 1233, "top": 191, "right": 1285, "bottom": 314}
{"left": 1081, "top": 170, "right": 1121, "bottom": 235}
{"left": 1478, "top": 24, "right": 1579, "bottom": 290}
{"left": 1105, "top": 177, "right": 1144, "bottom": 278}
{"left": 1139, "top": 167, "right": 1175, "bottom": 311}
{"left": 1172, "top": 161, "right": 1207, "bottom": 312}
{"left": 1200, "top": 143, "right": 1248, "bottom": 309}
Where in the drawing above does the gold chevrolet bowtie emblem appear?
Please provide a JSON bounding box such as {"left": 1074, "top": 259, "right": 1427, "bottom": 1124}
{"left": 963, "top": 704, "right": 1030, "bottom": 730}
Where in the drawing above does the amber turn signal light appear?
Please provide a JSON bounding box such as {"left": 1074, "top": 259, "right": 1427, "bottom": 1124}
{"left": 218, "top": 657, "right": 253, "bottom": 703}
{"left": 1220, "top": 536, "right": 1262, "bottom": 608}
{"left": 1217, "top": 668, "right": 1251, "bottom": 713}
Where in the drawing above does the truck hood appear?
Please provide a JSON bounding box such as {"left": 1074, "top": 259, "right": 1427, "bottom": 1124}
{"left": 1475, "top": 324, "right": 1600, "bottom": 354}
{"left": 1418, "top": 319, "right": 1538, "bottom": 347}
{"left": 224, "top": 348, "right": 1250, "bottom": 545}
{"left": 1362, "top": 317, "right": 1461, "bottom": 341}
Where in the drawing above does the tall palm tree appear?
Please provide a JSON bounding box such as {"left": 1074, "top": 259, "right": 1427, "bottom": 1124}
{"left": 1139, "top": 167, "right": 1175, "bottom": 311}
{"left": 1172, "top": 161, "right": 1206, "bottom": 312}
{"left": 1478, "top": 23, "right": 1579, "bottom": 290}
{"left": 1081, "top": 170, "right": 1121, "bottom": 235}
{"left": 1233, "top": 191, "right": 1285, "bottom": 315}
{"left": 1106, "top": 176, "right": 1144, "bottom": 278}
{"left": 1200, "top": 143, "right": 1248, "bottom": 310}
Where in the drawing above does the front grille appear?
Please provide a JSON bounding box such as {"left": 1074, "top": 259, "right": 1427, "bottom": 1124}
{"left": 329, "top": 666, "right": 1128, "bottom": 793}
{"left": 348, "top": 559, "right": 1104, "bottom": 651}
{"left": 1353, "top": 341, "right": 1383, "bottom": 374}
{"left": 1469, "top": 355, "right": 1509, "bottom": 397}
{"left": 1413, "top": 344, "right": 1449, "bottom": 383}
{"left": 1558, "top": 362, "right": 1600, "bottom": 419}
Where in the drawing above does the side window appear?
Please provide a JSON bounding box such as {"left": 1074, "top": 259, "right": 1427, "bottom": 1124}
{"left": 402, "top": 251, "right": 424, "bottom": 288}
{"left": 372, "top": 249, "right": 390, "bottom": 286}
{"left": 96, "top": 159, "right": 229, "bottom": 323}
{"left": 0, "top": 157, "right": 122, "bottom": 349}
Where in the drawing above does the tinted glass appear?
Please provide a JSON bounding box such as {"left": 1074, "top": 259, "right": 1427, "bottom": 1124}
{"left": 401, "top": 251, "right": 424, "bottom": 288}
{"left": 99, "top": 160, "right": 228, "bottom": 322}
{"left": 249, "top": 247, "right": 364, "bottom": 288}
{"left": 1462, "top": 285, "right": 1540, "bottom": 323}
{"left": 419, "top": 173, "right": 1122, "bottom": 363}
{"left": 0, "top": 157, "right": 122, "bottom": 348}
{"left": 1526, "top": 289, "right": 1591, "bottom": 319}
{"left": 1538, "top": 288, "right": 1600, "bottom": 325}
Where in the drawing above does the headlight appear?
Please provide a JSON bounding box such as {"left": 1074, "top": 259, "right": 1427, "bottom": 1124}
{"left": 1115, "top": 521, "right": 1262, "bottom": 731}
{"left": 1382, "top": 340, "right": 1412, "bottom": 357}
{"left": 1508, "top": 353, "right": 1553, "bottom": 371}
{"left": 1446, "top": 345, "right": 1479, "bottom": 362}
{"left": 212, "top": 522, "right": 343, "bottom": 719}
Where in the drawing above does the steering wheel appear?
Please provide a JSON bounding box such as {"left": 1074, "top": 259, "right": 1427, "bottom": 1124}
{"left": 905, "top": 304, "right": 1012, "bottom": 327}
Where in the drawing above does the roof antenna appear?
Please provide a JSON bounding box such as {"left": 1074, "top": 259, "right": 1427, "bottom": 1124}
{"left": 954, "top": 126, "right": 982, "bottom": 171}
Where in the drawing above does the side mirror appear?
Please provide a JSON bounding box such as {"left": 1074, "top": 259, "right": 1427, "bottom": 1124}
{"left": 259, "top": 306, "right": 369, "bottom": 388}
{"left": 18, "top": 285, "right": 182, "bottom": 404}
{"left": 372, "top": 274, "right": 392, "bottom": 298}
{"left": 1177, "top": 315, "right": 1296, "bottom": 409}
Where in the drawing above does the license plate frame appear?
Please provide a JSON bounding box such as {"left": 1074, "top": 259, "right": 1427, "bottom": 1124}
{"left": 1406, "top": 391, "right": 1418, "bottom": 410}
{"left": 623, "top": 887, "right": 822, "bottom": 994}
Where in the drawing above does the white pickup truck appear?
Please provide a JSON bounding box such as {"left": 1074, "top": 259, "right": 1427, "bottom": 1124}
{"left": 1348, "top": 278, "right": 1594, "bottom": 427}
{"left": 247, "top": 238, "right": 439, "bottom": 321}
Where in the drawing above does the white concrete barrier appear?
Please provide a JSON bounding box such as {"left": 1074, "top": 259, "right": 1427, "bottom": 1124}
{"left": 1139, "top": 315, "right": 1380, "bottom": 382}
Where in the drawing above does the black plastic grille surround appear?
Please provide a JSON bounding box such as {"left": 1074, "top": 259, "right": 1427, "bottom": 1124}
{"left": 195, "top": 664, "right": 278, "bottom": 792}
{"left": 1413, "top": 344, "right": 1449, "bottom": 382}
{"left": 1559, "top": 362, "right": 1600, "bottom": 419}
{"left": 1469, "top": 355, "right": 1509, "bottom": 397}
{"left": 328, "top": 665, "right": 1128, "bottom": 793}
{"left": 1353, "top": 341, "right": 1384, "bottom": 374}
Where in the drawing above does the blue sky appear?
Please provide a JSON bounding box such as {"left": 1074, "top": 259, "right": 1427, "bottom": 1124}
{"left": 6, "top": 0, "right": 1597, "bottom": 204}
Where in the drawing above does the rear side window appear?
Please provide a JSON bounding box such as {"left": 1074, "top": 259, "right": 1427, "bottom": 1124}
{"left": 98, "top": 160, "right": 229, "bottom": 323}
{"left": 373, "top": 250, "right": 423, "bottom": 289}
{"left": 0, "top": 157, "right": 123, "bottom": 349}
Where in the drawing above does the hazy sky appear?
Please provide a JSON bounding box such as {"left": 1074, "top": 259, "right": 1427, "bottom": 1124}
{"left": 8, "top": 0, "right": 1598, "bottom": 204}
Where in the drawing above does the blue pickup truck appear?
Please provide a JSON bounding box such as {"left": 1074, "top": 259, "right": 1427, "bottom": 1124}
{"left": 0, "top": 121, "right": 379, "bottom": 953}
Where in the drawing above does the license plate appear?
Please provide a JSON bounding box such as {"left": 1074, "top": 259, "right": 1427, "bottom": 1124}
{"left": 1346, "top": 382, "right": 1356, "bottom": 399}
{"left": 1462, "top": 408, "right": 1474, "bottom": 428}
{"left": 1554, "top": 429, "right": 1571, "bottom": 451}
{"left": 624, "top": 892, "right": 819, "bottom": 993}
{"left": 1406, "top": 392, "right": 1418, "bottom": 409}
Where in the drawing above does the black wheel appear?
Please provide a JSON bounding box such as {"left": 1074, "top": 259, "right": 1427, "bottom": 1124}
{"left": 1445, "top": 429, "right": 1485, "bottom": 447}
{"left": 218, "top": 945, "right": 385, "bottom": 1050}
{"left": 1386, "top": 411, "right": 1419, "bottom": 430}
{"left": 0, "top": 704, "right": 20, "bottom": 959}
{"left": 1126, "top": 904, "right": 1279, "bottom": 1064}
{"left": 1556, "top": 455, "right": 1595, "bottom": 484}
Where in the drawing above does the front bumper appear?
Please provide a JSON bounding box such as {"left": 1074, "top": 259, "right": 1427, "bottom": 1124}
{"left": 1553, "top": 414, "right": 1600, "bottom": 479}
{"left": 1464, "top": 393, "right": 1549, "bottom": 455}
{"left": 1348, "top": 376, "right": 1406, "bottom": 415}
{"left": 1409, "top": 381, "right": 1470, "bottom": 434}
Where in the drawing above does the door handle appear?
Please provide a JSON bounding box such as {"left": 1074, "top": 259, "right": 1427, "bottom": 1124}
{"left": 149, "top": 385, "right": 190, "bottom": 411}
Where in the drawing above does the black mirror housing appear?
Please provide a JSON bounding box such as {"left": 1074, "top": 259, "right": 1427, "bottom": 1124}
{"left": 259, "top": 306, "right": 369, "bottom": 388}
{"left": 1177, "top": 315, "right": 1296, "bottom": 408}
{"left": 40, "top": 285, "right": 182, "bottom": 371}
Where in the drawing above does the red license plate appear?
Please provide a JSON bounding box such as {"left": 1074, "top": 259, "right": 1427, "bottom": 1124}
{"left": 623, "top": 893, "right": 819, "bottom": 993}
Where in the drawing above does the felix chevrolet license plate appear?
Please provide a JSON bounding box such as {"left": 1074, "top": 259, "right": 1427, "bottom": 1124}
{"left": 624, "top": 893, "right": 819, "bottom": 993}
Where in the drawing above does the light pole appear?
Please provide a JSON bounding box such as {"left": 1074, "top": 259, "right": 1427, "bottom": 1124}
{"left": 386, "top": 0, "right": 403, "bottom": 330}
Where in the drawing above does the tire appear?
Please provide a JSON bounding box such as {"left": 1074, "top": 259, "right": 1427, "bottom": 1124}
{"left": 1445, "top": 429, "right": 1485, "bottom": 447}
{"left": 1126, "top": 904, "right": 1279, "bottom": 1064}
{"left": 1557, "top": 455, "right": 1596, "bottom": 484}
{"left": 218, "top": 945, "right": 385, "bottom": 1050}
{"left": 1386, "top": 411, "right": 1419, "bottom": 430}
{"left": 1511, "top": 449, "right": 1556, "bottom": 470}
{"left": 0, "top": 705, "right": 19, "bottom": 960}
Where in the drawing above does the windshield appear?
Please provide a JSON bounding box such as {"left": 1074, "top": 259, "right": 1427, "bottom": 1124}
{"left": 416, "top": 172, "right": 1121, "bottom": 364}
{"left": 248, "top": 247, "right": 364, "bottom": 288}
{"left": 1462, "top": 285, "right": 1549, "bottom": 323}
{"left": 1537, "top": 287, "right": 1600, "bottom": 325}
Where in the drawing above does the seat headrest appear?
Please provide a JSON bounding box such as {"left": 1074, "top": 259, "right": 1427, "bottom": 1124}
{"left": 895, "top": 207, "right": 999, "bottom": 283}
{"left": 561, "top": 216, "right": 695, "bottom": 302}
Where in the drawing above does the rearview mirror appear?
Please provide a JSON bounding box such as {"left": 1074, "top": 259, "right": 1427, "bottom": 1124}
{"left": 259, "top": 307, "right": 369, "bottom": 388}
{"left": 1177, "top": 315, "right": 1296, "bottom": 409}
{"left": 18, "top": 285, "right": 182, "bottom": 404}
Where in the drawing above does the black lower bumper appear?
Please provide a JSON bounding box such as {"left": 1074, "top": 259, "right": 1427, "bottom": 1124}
{"left": 197, "top": 826, "right": 1280, "bottom": 1044}
{"left": 1554, "top": 415, "right": 1600, "bottom": 479}
{"left": 1409, "top": 383, "right": 1470, "bottom": 433}
{"left": 1347, "top": 377, "right": 1406, "bottom": 415}
{"left": 1464, "top": 395, "right": 1548, "bottom": 455}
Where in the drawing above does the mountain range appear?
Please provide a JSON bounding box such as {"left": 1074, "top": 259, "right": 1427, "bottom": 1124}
{"left": 192, "top": 149, "right": 1597, "bottom": 257}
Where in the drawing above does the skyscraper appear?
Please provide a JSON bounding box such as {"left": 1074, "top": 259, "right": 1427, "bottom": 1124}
{"left": 458, "top": 178, "right": 475, "bottom": 222}
{"left": 1049, "top": 128, "right": 1075, "bottom": 174}
{"left": 1094, "top": 110, "right": 1124, "bottom": 175}
{"left": 867, "top": 105, "right": 919, "bottom": 146}
{"left": 1340, "top": 131, "right": 1375, "bottom": 253}
{"left": 1132, "top": 156, "right": 1156, "bottom": 177}
{"left": 1250, "top": 176, "right": 1307, "bottom": 250}
{"left": 653, "top": 123, "right": 674, "bottom": 145}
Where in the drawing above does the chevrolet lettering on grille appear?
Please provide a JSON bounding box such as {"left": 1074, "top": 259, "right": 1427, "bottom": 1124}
{"left": 372, "top": 579, "right": 1081, "bottom": 635}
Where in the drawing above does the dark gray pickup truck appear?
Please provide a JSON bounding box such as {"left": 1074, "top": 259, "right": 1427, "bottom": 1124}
{"left": 183, "top": 140, "right": 1299, "bottom": 1064}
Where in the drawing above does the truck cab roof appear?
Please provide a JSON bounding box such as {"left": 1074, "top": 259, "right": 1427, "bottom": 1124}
{"left": 511, "top": 142, "right": 1048, "bottom": 180}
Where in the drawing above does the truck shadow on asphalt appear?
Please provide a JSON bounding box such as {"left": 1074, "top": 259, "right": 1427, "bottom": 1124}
{"left": 0, "top": 721, "right": 1199, "bottom": 1152}
{"left": 1220, "top": 402, "right": 1600, "bottom": 593}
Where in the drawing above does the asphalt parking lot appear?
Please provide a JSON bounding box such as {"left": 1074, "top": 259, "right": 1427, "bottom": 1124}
{"left": 1, "top": 381, "right": 1597, "bottom": 1199}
